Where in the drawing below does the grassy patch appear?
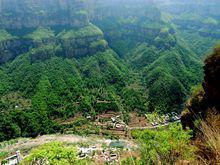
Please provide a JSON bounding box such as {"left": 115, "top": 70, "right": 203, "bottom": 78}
{"left": 58, "top": 23, "right": 103, "bottom": 39}
{"left": 90, "top": 39, "right": 108, "bottom": 49}
{"left": 27, "top": 27, "right": 55, "bottom": 41}
{"left": 0, "top": 151, "right": 8, "bottom": 159}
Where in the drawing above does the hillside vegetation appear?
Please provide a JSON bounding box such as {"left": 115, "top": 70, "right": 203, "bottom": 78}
{"left": 0, "top": 0, "right": 219, "bottom": 143}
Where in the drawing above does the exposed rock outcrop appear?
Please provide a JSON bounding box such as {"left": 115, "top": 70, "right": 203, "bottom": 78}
{"left": 181, "top": 46, "right": 220, "bottom": 129}
{"left": 0, "top": 39, "right": 34, "bottom": 64}
{"left": 0, "top": 23, "right": 108, "bottom": 64}
{"left": 203, "top": 46, "right": 220, "bottom": 110}
{"left": 0, "top": 0, "right": 88, "bottom": 29}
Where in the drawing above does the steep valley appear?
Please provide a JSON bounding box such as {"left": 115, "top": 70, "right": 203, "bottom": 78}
{"left": 0, "top": 1, "right": 220, "bottom": 164}
{"left": 0, "top": 0, "right": 219, "bottom": 141}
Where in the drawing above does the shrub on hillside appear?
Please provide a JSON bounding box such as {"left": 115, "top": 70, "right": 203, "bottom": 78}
{"left": 131, "top": 123, "right": 196, "bottom": 164}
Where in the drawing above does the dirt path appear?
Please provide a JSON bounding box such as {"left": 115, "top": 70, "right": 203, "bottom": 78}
{"left": 129, "top": 120, "right": 181, "bottom": 130}
{"left": 0, "top": 135, "right": 84, "bottom": 154}
{"left": 1, "top": 134, "right": 136, "bottom": 155}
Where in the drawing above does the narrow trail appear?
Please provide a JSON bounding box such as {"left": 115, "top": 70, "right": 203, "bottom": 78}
{"left": 128, "top": 120, "right": 181, "bottom": 130}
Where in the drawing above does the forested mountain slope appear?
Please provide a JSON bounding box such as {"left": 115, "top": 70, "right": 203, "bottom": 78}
{"left": 0, "top": 0, "right": 219, "bottom": 141}
{"left": 91, "top": 0, "right": 203, "bottom": 112}
{"left": 157, "top": 0, "right": 220, "bottom": 57}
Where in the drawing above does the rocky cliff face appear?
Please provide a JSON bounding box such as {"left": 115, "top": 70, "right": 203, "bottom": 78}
{"left": 203, "top": 47, "right": 220, "bottom": 110}
{"left": 0, "top": 39, "right": 34, "bottom": 64}
{"left": 58, "top": 24, "right": 108, "bottom": 58}
{"left": 0, "top": 0, "right": 109, "bottom": 64}
{"left": 0, "top": 0, "right": 88, "bottom": 29}
{"left": 90, "top": 0, "right": 176, "bottom": 56}
{"left": 180, "top": 45, "right": 220, "bottom": 165}
{"left": 0, "top": 24, "right": 108, "bottom": 64}
{"left": 181, "top": 46, "right": 220, "bottom": 129}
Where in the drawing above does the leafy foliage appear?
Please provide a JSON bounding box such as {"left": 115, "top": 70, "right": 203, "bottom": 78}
{"left": 127, "top": 42, "right": 203, "bottom": 112}
{"left": 178, "top": 30, "right": 220, "bottom": 58}
{"left": 27, "top": 27, "right": 55, "bottom": 41}
{"left": 0, "top": 48, "right": 146, "bottom": 141}
{"left": 58, "top": 23, "right": 103, "bottom": 39}
{"left": 131, "top": 123, "right": 196, "bottom": 164}
{"left": 0, "top": 0, "right": 218, "bottom": 142}
{"left": 21, "top": 142, "right": 88, "bottom": 165}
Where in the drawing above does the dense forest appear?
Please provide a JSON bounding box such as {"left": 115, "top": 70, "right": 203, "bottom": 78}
{"left": 0, "top": 0, "right": 220, "bottom": 142}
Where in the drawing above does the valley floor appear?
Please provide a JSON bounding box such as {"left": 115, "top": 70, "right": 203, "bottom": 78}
{"left": 0, "top": 134, "right": 138, "bottom": 164}
{"left": 0, "top": 111, "right": 182, "bottom": 165}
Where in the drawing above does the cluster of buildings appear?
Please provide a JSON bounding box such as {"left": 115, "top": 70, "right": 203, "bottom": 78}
{"left": 110, "top": 116, "right": 128, "bottom": 130}
{"left": 77, "top": 140, "right": 128, "bottom": 164}
{"left": 148, "top": 112, "right": 181, "bottom": 127}
{"left": 2, "top": 151, "right": 22, "bottom": 165}
{"left": 77, "top": 145, "right": 119, "bottom": 163}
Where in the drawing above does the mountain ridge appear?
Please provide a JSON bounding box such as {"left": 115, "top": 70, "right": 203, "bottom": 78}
{"left": 0, "top": 0, "right": 219, "bottom": 142}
